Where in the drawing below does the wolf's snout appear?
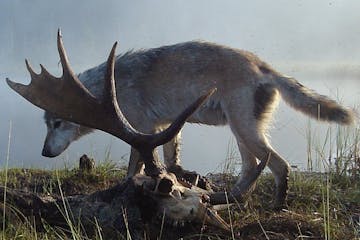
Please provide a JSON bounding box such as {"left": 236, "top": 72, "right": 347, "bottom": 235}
{"left": 42, "top": 147, "right": 58, "bottom": 158}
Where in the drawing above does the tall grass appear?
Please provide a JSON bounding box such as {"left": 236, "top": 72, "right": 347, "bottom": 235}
{"left": 305, "top": 118, "right": 359, "bottom": 239}
{"left": 207, "top": 113, "right": 359, "bottom": 239}
{"left": 2, "top": 121, "right": 12, "bottom": 239}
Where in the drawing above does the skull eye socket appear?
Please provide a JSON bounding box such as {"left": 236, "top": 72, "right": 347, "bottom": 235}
{"left": 53, "top": 120, "right": 62, "bottom": 129}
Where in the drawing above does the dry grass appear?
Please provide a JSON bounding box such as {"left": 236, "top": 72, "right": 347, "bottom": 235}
{"left": 0, "top": 165, "right": 358, "bottom": 239}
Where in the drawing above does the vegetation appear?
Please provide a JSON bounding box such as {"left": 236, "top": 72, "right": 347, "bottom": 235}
{"left": 0, "top": 162, "right": 357, "bottom": 239}
{"left": 0, "top": 124, "right": 358, "bottom": 239}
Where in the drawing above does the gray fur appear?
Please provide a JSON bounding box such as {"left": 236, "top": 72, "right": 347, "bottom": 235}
{"left": 43, "top": 40, "right": 355, "bottom": 206}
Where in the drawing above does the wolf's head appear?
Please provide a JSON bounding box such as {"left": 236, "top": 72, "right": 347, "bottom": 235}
{"left": 42, "top": 112, "right": 93, "bottom": 157}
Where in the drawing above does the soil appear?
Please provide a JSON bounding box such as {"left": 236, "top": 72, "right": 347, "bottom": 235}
{"left": 1, "top": 168, "right": 358, "bottom": 239}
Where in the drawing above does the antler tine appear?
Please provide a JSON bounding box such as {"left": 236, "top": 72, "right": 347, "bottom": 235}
{"left": 100, "top": 42, "right": 149, "bottom": 147}
{"left": 25, "top": 59, "right": 38, "bottom": 79}
{"left": 56, "top": 29, "right": 98, "bottom": 101}
{"left": 102, "top": 41, "right": 132, "bottom": 123}
{"left": 98, "top": 41, "right": 216, "bottom": 150}
{"left": 98, "top": 42, "right": 217, "bottom": 150}
{"left": 6, "top": 59, "right": 46, "bottom": 97}
{"left": 103, "top": 41, "right": 118, "bottom": 106}
{"left": 57, "top": 29, "right": 75, "bottom": 80}
{"left": 55, "top": 32, "right": 143, "bottom": 146}
{"left": 148, "top": 88, "right": 216, "bottom": 148}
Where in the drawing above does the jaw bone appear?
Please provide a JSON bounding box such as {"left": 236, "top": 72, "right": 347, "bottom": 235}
{"left": 133, "top": 173, "right": 230, "bottom": 231}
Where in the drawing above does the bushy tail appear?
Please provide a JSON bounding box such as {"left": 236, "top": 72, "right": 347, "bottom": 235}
{"left": 274, "top": 76, "right": 355, "bottom": 125}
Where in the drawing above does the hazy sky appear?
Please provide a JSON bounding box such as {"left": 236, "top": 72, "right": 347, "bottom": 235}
{"left": 0, "top": 0, "right": 359, "bottom": 172}
{"left": 2, "top": 0, "right": 360, "bottom": 68}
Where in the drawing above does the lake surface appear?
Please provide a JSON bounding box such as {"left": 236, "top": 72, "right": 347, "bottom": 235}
{"left": 0, "top": 68, "right": 359, "bottom": 174}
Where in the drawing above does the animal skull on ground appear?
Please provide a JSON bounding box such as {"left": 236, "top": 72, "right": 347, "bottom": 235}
{"left": 7, "top": 30, "right": 234, "bottom": 230}
{"left": 133, "top": 173, "right": 229, "bottom": 230}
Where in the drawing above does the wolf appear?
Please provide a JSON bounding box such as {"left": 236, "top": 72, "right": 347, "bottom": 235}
{"left": 42, "top": 41, "right": 354, "bottom": 207}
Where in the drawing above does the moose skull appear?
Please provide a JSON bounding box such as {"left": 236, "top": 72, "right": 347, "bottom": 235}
{"left": 133, "top": 173, "right": 229, "bottom": 230}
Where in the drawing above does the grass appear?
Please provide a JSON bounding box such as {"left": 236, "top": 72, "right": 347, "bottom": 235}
{"left": 0, "top": 164, "right": 358, "bottom": 239}
{"left": 1, "top": 166, "right": 360, "bottom": 239}
{"left": 0, "top": 123, "right": 358, "bottom": 239}
{"left": 2, "top": 121, "right": 12, "bottom": 239}
{"left": 211, "top": 120, "right": 359, "bottom": 240}
{"left": 0, "top": 159, "right": 127, "bottom": 240}
{"left": 0, "top": 160, "right": 126, "bottom": 196}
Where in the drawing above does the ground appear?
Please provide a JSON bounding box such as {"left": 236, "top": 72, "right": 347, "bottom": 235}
{"left": 0, "top": 161, "right": 358, "bottom": 239}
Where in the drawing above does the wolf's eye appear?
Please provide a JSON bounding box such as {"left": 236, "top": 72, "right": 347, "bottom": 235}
{"left": 54, "top": 121, "right": 62, "bottom": 129}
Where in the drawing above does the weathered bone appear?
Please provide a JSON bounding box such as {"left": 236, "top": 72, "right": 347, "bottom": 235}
{"left": 133, "top": 173, "right": 230, "bottom": 231}
{"left": 6, "top": 29, "right": 228, "bottom": 230}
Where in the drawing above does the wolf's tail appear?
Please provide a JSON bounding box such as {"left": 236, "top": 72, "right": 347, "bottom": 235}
{"left": 274, "top": 76, "right": 355, "bottom": 125}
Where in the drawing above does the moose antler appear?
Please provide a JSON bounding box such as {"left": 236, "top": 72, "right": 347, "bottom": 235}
{"left": 6, "top": 30, "right": 230, "bottom": 230}
{"left": 7, "top": 29, "right": 215, "bottom": 175}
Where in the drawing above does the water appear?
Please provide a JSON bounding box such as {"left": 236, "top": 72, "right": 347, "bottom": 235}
{"left": 1, "top": 70, "right": 358, "bottom": 174}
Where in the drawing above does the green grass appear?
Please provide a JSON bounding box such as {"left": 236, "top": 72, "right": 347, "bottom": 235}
{"left": 0, "top": 122, "right": 358, "bottom": 239}
{"left": 0, "top": 159, "right": 127, "bottom": 240}
{"left": 210, "top": 120, "right": 360, "bottom": 240}
{"left": 0, "top": 161, "right": 126, "bottom": 194}
{"left": 0, "top": 166, "right": 357, "bottom": 239}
